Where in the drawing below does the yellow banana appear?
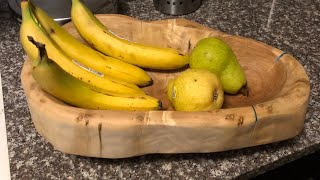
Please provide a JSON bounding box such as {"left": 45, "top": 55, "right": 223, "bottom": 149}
{"left": 20, "top": 1, "right": 145, "bottom": 96}
{"left": 71, "top": 0, "right": 189, "bottom": 70}
{"left": 30, "top": 40, "right": 162, "bottom": 111}
{"left": 28, "top": 0, "right": 152, "bottom": 86}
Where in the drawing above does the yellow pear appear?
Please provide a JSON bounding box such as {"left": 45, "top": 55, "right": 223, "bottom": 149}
{"left": 167, "top": 69, "right": 224, "bottom": 111}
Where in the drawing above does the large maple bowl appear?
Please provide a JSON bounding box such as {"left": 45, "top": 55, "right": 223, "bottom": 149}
{"left": 21, "top": 14, "right": 310, "bottom": 158}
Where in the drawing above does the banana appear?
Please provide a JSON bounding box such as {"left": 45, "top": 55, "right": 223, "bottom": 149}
{"left": 71, "top": 0, "right": 189, "bottom": 70}
{"left": 20, "top": 1, "right": 145, "bottom": 96}
{"left": 28, "top": 0, "right": 152, "bottom": 87}
{"left": 30, "top": 40, "right": 162, "bottom": 111}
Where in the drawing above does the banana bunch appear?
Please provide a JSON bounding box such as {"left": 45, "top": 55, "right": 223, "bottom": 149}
{"left": 20, "top": 1, "right": 163, "bottom": 110}
{"left": 20, "top": 1, "right": 144, "bottom": 96}
{"left": 28, "top": 1, "right": 152, "bottom": 87}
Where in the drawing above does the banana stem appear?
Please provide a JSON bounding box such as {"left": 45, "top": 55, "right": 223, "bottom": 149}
{"left": 27, "top": 36, "right": 47, "bottom": 60}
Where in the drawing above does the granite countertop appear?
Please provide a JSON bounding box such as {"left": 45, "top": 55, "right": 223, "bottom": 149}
{"left": 1, "top": 0, "right": 319, "bottom": 179}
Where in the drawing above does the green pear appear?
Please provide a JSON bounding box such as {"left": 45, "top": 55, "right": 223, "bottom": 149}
{"left": 167, "top": 69, "right": 224, "bottom": 111}
{"left": 189, "top": 37, "right": 246, "bottom": 94}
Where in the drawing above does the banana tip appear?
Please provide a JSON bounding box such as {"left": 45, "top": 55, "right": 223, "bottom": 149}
{"left": 148, "top": 79, "right": 154, "bottom": 86}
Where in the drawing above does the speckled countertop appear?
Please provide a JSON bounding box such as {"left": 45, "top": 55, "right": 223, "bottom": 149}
{"left": 1, "top": 0, "right": 319, "bottom": 179}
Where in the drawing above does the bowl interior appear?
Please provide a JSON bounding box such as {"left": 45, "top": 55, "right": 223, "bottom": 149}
{"left": 65, "top": 17, "right": 288, "bottom": 110}
{"left": 142, "top": 38, "right": 287, "bottom": 110}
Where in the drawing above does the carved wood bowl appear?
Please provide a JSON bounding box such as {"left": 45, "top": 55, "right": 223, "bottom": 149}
{"left": 21, "top": 14, "right": 310, "bottom": 158}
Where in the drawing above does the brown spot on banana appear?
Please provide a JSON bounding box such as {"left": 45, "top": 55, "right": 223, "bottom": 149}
{"left": 49, "top": 28, "right": 55, "bottom": 34}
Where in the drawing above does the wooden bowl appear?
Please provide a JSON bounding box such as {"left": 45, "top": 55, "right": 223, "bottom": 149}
{"left": 21, "top": 14, "right": 310, "bottom": 158}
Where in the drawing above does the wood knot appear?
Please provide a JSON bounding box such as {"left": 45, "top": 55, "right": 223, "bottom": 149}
{"left": 30, "top": 82, "right": 37, "bottom": 90}
{"left": 238, "top": 116, "right": 244, "bottom": 126}
{"left": 136, "top": 115, "right": 144, "bottom": 122}
{"left": 267, "top": 105, "right": 273, "bottom": 114}
{"left": 76, "top": 113, "right": 92, "bottom": 123}
{"left": 39, "top": 98, "right": 46, "bottom": 103}
{"left": 225, "top": 114, "right": 235, "bottom": 120}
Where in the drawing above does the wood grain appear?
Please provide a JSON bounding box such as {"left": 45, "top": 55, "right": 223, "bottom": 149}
{"left": 21, "top": 14, "right": 310, "bottom": 158}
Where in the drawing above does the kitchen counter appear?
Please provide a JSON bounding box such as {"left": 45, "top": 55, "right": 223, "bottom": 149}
{"left": 1, "top": 0, "right": 319, "bottom": 179}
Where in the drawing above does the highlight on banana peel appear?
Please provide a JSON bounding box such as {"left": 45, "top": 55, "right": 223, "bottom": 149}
{"left": 19, "top": 0, "right": 247, "bottom": 112}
